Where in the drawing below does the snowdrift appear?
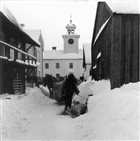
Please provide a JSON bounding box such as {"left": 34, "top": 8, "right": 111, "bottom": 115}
{"left": 0, "top": 87, "right": 50, "bottom": 140}
{"left": 72, "top": 77, "right": 93, "bottom": 105}
{"left": 68, "top": 80, "right": 140, "bottom": 140}
{"left": 40, "top": 85, "right": 50, "bottom": 97}
{"left": 1, "top": 79, "right": 139, "bottom": 140}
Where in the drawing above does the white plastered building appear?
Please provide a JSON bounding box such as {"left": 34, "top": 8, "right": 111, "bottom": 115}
{"left": 43, "top": 18, "right": 84, "bottom": 79}
{"left": 83, "top": 43, "right": 91, "bottom": 81}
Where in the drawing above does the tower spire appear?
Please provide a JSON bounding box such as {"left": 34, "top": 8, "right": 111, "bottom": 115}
{"left": 70, "top": 14, "right": 72, "bottom": 22}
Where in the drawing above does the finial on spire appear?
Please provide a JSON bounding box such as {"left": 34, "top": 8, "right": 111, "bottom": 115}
{"left": 70, "top": 14, "right": 72, "bottom": 22}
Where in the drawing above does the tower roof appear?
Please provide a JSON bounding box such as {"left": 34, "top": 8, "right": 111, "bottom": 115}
{"left": 65, "top": 15, "right": 77, "bottom": 35}
{"left": 66, "top": 15, "right": 76, "bottom": 29}
{"left": 66, "top": 21, "right": 76, "bottom": 28}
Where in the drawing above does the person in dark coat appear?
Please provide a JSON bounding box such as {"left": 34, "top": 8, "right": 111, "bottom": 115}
{"left": 62, "top": 73, "right": 79, "bottom": 111}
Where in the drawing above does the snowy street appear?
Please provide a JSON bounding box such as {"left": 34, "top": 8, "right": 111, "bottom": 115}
{"left": 1, "top": 79, "right": 140, "bottom": 140}
{"left": 1, "top": 88, "right": 76, "bottom": 140}
{"left": 18, "top": 99, "right": 74, "bottom": 140}
{"left": 1, "top": 1, "right": 140, "bottom": 140}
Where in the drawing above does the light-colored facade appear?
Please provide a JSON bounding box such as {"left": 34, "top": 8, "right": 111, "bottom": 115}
{"left": 25, "top": 30, "right": 44, "bottom": 79}
{"left": 43, "top": 18, "right": 83, "bottom": 79}
{"left": 83, "top": 43, "right": 91, "bottom": 81}
{"left": 43, "top": 50, "right": 83, "bottom": 79}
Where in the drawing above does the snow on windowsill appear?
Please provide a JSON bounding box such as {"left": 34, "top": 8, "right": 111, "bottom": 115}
{"left": 0, "top": 56, "right": 8, "bottom": 60}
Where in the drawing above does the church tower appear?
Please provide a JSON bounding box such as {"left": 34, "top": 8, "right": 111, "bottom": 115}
{"left": 62, "top": 15, "right": 80, "bottom": 53}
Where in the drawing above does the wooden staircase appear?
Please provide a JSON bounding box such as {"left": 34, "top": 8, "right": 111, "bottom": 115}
{"left": 12, "top": 68, "right": 24, "bottom": 94}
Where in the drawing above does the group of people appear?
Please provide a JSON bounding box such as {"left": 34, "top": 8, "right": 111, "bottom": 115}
{"left": 42, "top": 72, "right": 80, "bottom": 111}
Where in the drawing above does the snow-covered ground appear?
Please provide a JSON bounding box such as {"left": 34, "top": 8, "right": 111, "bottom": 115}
{"left": 0, "top": 79, "right": 139, "bottom": 140}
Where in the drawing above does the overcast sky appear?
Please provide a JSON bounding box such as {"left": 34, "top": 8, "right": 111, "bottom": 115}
{"left": 2, "top": 0, "right": 98, "bottom": 50}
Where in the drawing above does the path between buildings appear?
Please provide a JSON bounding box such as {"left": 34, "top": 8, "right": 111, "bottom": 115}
{"left": 18, "top": 97, "right": 75, "bottom": 140}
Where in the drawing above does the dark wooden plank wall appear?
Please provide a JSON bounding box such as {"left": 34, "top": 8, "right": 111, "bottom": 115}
{"left": 91, "top": 42, "right": 99, "bottom": 80}
{"left": 92, "top": 2, "right": 111, "bottom": 43}
{"left": 92, "top": 2, "right": 112, "bottom": 80}
{"left": 110, "top": 14, "right": 122, "bottom": 89}
{"left": 92, "top": 14, "right": 139, "bottom": 89}
{"left": 101, "top": 19, "right": 112, "bottom": 80}
{"left": 133, "top": 15, "right": 139, "bottom": 82}
{"left": 94, "top": 40, "right": 101, "bottom": 80}
{"left": 111, "top": 14, "right": 139, "bottom": 89}
{"left": 122, "top": 15, "right": 139, "bottom": 85}
{"left": 92, "top": 2, "right": 139, "bottom": 89}
{"left": 93, "top": 18, "right": 112, "bottom": 80}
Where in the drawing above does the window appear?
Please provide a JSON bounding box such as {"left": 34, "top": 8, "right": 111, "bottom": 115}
{"left": 10, "top": 38, "right": 15, "bottom": 59}
{"left": 18, "top": 42, "right": 22, "bottom": 60}
{"left": 69, "top": 63, "right": 73, "bottom": 68}
{"left": 56, "top": 63, "right": 60, "bottom": 69}
{"left": 56, "top": 73, "right": 60, "bottom": 78}
{"left": 45, "top": 63, "right": 49, "bottom": 69}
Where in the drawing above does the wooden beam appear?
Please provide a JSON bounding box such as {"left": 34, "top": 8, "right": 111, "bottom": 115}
{"left": 22, "top": 42, "right": 25, "bottom": 61}
{"left": 25, "top": 68, "right": 34, "bottom": 81}
{"left": 14, "top": 40, "right": 18, "bottom": 61}
{"left": 18, "top": 43, "right": 24, "bottom": 50}
{"left": 0, "top": 41, "right": 36, "bottom": 59}
{"left": 12, "top": 40, "right": 17, "bottom": 46}
{"left": 26, "top": 45, "right": 32, "bottom": 52}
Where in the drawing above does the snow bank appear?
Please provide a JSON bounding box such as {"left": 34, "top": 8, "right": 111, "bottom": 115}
{"left": 1, "top": 79, "right": 139, "bottom": 140}
{"left": 89, "top": 79, "right": 111, "bottom": 95}
{"left": 69, "top": 80, "right": 139, "bottom": 140}
{"left": 1, "top": 87, "right": 49, "bottom": 140}
{"left": 72, "top": 77, "right": 93, "bottom": 105}
{"left": 40, "top": 85, "right": 50, "bottom": 97}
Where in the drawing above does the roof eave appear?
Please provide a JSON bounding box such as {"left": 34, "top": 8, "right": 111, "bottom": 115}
{"left": 0, "top": 12, "right": 40, "bottom": 47}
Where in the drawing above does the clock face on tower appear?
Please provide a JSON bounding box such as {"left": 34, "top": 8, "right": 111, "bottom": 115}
{"left": 68, "top": 38, "right": 74, "bottom": 44}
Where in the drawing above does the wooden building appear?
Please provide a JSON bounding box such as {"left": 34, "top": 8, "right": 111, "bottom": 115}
{"left": 0, "top": 6, "right": 40, "bottom": 94}
{"left": 91, "top": 2, "right": 139, "bottom": 89}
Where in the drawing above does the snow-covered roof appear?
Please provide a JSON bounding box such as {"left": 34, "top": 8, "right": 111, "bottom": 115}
{"left": 93, "top": 65, "right": 97, "bottom": 69}
{"left": 66, "top": 22, "right": 76, "bottom": 27}
{"left": 83, "top": 43, "right": 91, "bottom": 64}
{"left": 93, "top": 16, "right": 111, "bottom": 46}
{"left": 97, "top": 52, "right": 101, "bottom": 59}
{"left": 66, "top": 20, "right": 76, "bottom": 28}
{"left": 107, "top": 1, "right": 140, "bottom": 14}
{"left": 1, "top": 5, "right": 40, "bottom": 47}
{"left": 1, "top": 5, "right": 22, "bottom": 30}
{"left": 25, "top": 30, "right": 44, "bottom": 49}
{"left": 93, "top": 1, "right": 140, "bottom": 46}
{"left": 43, "top": 49, "right": 83, "bottom": 60}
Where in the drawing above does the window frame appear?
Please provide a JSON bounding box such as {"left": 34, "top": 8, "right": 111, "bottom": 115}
{"left": 56, "top": 63, "right": 60, "bottom": 69}
{"left": 69, "top": 63, "right": 73, "bottom": 68}
{"left": 45, "top": 63, "right": 49, "bottom": 69}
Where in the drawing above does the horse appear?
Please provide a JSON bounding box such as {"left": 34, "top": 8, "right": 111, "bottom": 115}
{"left": 61, "top": 74, "right": 79, "bottom": 111}
{"left": 43, "top": 74, "right": 65, "bottom": 99}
